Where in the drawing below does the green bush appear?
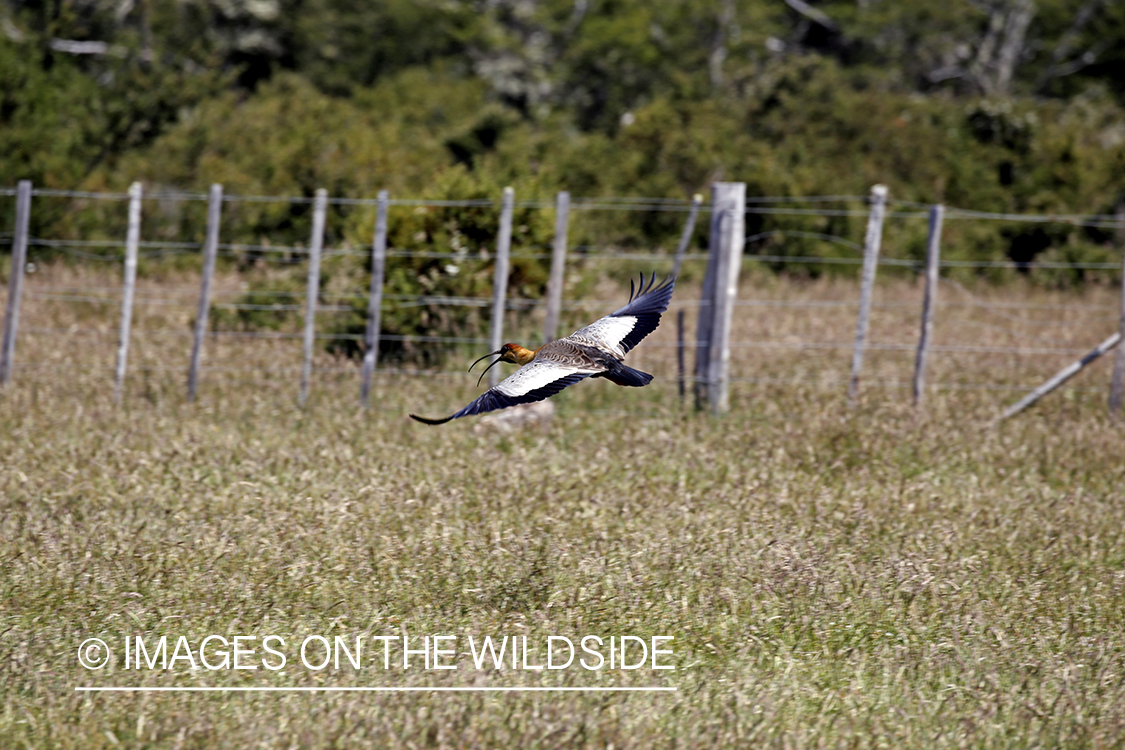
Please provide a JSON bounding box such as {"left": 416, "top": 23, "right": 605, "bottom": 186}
{"left": 325, "top": 166, "right": 557, "bottom": 364}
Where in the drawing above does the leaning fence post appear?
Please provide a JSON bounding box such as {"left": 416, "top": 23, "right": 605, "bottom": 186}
{"left": 671, "top": 193, "right": 703, "bottom": 280}
{"left": 488, "top": 187, "right": 515, "bottom": 388}
{"left": 847, "top": 184, "right": 888, "bottom": 405}
{"left": 543, "top": 191, "right": 570, "bottom": 343}
{"left": 0, "top": 180, "right": 31, "bottom": 387}
{"left": 299, "top": 188, "right": 327, "bottom": 408}
{"left": 113, "top": 182, "right": 143, "bottom": 404}
{"left": 1000, "top": 332, "right": 1121, "bottom": 421}
{"left": 705, "top": 182, "right": 745, "bottom": 416}
{"left": 912, "top": 204, "right": 943, "bottom": 407}
{"left": 1110, "top": 245, "right": 1125, "bottom": 415}
{"left": 187, "top": 184, "right": 223, "bottom": 402}
{"left": 361, "top": 190, "right": 389, "bottom": 408}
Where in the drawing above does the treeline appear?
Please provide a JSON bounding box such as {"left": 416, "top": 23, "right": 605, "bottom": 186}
{"left": 2, "top": 0, "right": 1124, "bottom": 357}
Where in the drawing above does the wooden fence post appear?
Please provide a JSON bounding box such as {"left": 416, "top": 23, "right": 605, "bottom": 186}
{"left": 299, "top": 188, "right": 327, "bottom": 407}
{"left": 693, "top": 196, "right": 718, "bottom": 410}
{"left": 704, "top": 182, "right": 745, "bottom": 416}
{"left": 488, "top": 187, "right": 514, "bottom": 388}
{"left": 1110, "top": 245, "right": 1125, "bottom": 415}
{"left": 113, "top": 182, "right": 143, "bottom": 404}
{"left": 847, "top": 184, "right": 888, "bottom": 405}
{"left": 1000, "top": 332, "right": 1121, "bottom": 421}
{"left": 671, "top": 193, "right": 703, "bottom": 280}
{"left": 0, "top": 180, "right": 31, "bottom": 387}
{"left": 361, "top": 189, "right": 389, "bottom": 407}
{"left": 677, "top": 308, "right": 686, "bottom": 403}
{"left": 187, "top": 183, "right": 223, "bottom": 402}
{"left": 673, "top": 191, "right": 703, "bottom": 406}
{"left": 543, "top": 190, "right": 569, "bottom": 343}
{"left": 912, "top": 204, "right": 943, "bottom": 407}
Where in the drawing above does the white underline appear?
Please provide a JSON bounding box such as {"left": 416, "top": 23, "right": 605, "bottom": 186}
{"left": 76, "top": 686, "right": 676, "bottom": 693}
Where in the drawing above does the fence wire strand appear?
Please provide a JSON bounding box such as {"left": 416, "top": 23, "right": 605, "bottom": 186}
{"left": 5, "top": 184, "right": 1123, "bottom": 412}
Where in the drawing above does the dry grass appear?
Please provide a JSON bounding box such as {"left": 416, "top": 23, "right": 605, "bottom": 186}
{"left": 2, "top": 263, "right": 1124, "bottom": 748}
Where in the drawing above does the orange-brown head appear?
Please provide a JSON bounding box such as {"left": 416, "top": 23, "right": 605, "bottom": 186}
{"left": 469, "top": 343, "right": 537, "bottom": 387}
{"left": 499, "top": 343, "right": 537, "bottom": 365}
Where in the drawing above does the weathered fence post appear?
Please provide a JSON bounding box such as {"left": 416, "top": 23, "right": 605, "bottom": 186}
{"left": 1000, "top": 332, "right": 1121, "bottom": 421}
{"left": 677, "top": 308, "right": 686, "bottom": 403}
{"left": 1110, "top": 245, "right": 1125, "bottom": 415}
{"left": 488, "top": 187, "right": 515, "bottom": 388}
{"left": 299, "top": 188, "right": 327, "bottom": 407}
{"left": 697, "top": 182, "right": 745, "bottom": 416}
{"left": 0, "top": 180, "right": 31, "bottom": 387}
{"left": 671, "top": 193, "right": 703, "bottom": 280}
{"left": 543, "top": 190, "right": 569, "bottom": 343}
{"left": 113, "top": 182, "right": 143, "bottom": 404}
{"left": 361, "top": 190, "right": 389, "bottom": 408}
{"left": 693, "top": 196, "right": 719, "bottom": 410}
{"left": 673, "top": 192, "right": 704, "bottom": 405}
{"left": 187, "top": 184, "right": 223, "bottom": 402}
{"left": 912, "top": 204, "right": 943, "bottom": 407}
{"left": 693, "top": 258, "right": 716, "bottom": 409}
{"left": 847, "top": 184, "right": 888, "bottom": 405}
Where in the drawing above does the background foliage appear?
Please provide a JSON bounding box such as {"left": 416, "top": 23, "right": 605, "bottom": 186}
{"left": 3, "top": 0, "right": 1124, "bottom": 357}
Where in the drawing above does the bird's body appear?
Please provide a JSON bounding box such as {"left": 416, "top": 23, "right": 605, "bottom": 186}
{"left": 411, "top": 274, "right": 675, "bottom": 425}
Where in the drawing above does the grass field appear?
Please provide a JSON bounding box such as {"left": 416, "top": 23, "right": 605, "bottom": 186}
{"left": 2, "top": 264, "right": 1124, "bottom": 748}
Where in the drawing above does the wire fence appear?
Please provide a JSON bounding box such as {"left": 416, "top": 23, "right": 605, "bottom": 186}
{"left": 1, "top": 181, "right": 1123, "bottom": 418}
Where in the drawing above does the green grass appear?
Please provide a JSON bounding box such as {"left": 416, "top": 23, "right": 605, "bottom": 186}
{"left": 2, "top": 267, "right": 1124, "bottom": 747}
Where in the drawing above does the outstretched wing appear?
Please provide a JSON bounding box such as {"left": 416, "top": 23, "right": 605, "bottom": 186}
{"left": 410, "top": 360, "right": 598, "bottom": 425}
{"left": 567, "top": 273, "right": 675, "bottom": 358}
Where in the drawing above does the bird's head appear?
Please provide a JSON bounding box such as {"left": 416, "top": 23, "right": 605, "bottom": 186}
{"left": 469, "top": 343, "right": 533, "bottom": 386}
{"left": 498, "top": 343, "right": 528, "bottom": 363}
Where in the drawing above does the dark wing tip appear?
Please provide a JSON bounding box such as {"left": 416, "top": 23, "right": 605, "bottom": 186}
{"left": 628, "top": 272, "right": 655, "bottom": 303}
{"left": 616, "top": 273, "right": 676, "bottom": 313}
{"left": 607, "top": 273, "right": 676, "bottom": 353}
{"left": 410, "top": 413, "right": 455, "bottom": 425}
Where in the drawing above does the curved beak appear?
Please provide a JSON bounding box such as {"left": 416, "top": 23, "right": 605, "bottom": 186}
{"left": 469, "top": 350, "right": 502, "bottom": 373}
{"left": 475, "top": 357, "right": 504, "bottom": 388}
{"left": 469, "top": 349, "right": 504, "bottom": 388}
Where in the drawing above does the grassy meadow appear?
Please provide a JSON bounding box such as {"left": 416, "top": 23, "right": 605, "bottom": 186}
{"left": 2, "top": 263, "right": 1125, "bottom": 748}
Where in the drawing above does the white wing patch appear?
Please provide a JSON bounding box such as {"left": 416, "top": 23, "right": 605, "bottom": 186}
{"left": 495, "top": 359, "right": 600, "bottom": 398}
{"left": 567, "top": 316, "right": 636, "bottom": 358}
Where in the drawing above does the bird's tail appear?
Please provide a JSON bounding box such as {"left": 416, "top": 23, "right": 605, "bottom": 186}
{"left": 601, "top": 360, "right": 653, "bottom": 387}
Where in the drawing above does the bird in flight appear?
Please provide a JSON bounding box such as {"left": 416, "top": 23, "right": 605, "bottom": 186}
{"left": 410, "top": 273, "right": 675, "bottom": 425}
